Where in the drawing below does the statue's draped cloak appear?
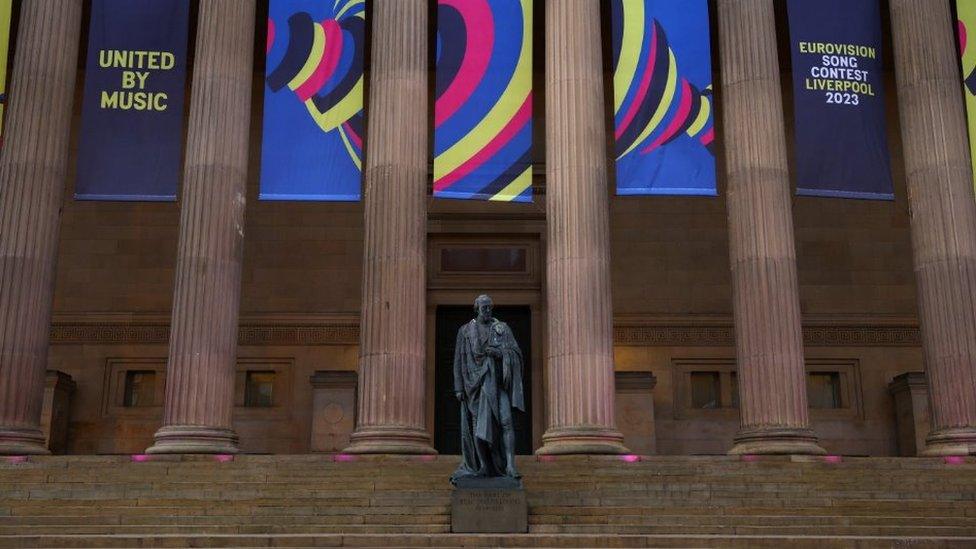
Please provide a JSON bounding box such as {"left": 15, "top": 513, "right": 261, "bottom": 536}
{"left": 452, "top": 318, "right": 524, "bottom": 480}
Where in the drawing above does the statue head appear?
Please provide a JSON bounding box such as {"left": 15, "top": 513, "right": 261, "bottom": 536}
{"left": 474, "top": 294, "right": 493, "bottom": 323}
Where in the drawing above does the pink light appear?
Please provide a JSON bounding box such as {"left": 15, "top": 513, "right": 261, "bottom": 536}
{"left": 333, "top": 454, "right": 357, "bottom": 462}
{"left": 823, "top": 455, "right": 843, "bottom": 464}
{"left": 740, "top": 455, "right": 761, "bottom": 462}
{"left": 5, "top": 456, "right": 27, "bottom": 464}
{"left": 416, "top": 455, "right": 436, "bottom": 462}
{"left": 945, "top": 456, "right": 966, "bottom": 465}
{"left": 213, "top": 454, "right": 234, "bottom": 463}
{"left": 130, "top": 454, "right": 151, "bottom": 463}
{"left": 620, "top": 454, "right": 640, "bottom": 463}
{"left": 536, "top": 455, "right": 557, "bottom": 463}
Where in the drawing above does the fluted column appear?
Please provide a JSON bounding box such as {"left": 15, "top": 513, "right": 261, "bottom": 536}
{"left": 890, "top": 0, "right": 976, "bottom": 456}
{"left": 343, "top": 0, "right": 434, "bottom": 454}
{"left": 147, "top": 0, "right": 255, "bottom": 454}
{"left": 0, "top": 0, "right": 82, "bottom": 455}
{"left": 718, "top": 0, "right": 824, "bottom": 455}
{"left": 536, "top": 0, "right": 627, "bottom": 455}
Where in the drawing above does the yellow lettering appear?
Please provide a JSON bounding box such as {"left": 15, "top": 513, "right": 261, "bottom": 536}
{"left": 100, "top": 91, "right": 119, "bottom": 109}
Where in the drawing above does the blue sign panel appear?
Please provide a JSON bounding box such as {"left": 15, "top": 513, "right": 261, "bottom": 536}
{"left": 75, "top": 0, "right": 190, "bottom": 201}
{"left": 788, "top": 0, "right": 894, "bottom": 200}
{"left": 260, "top": 0, "right": 365, "bottom": 201}
{"left": 610, "top": 0, "right": 716, "bottom": 196}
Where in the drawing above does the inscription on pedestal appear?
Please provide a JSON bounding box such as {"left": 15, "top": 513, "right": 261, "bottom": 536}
{"left": 451, "top": 488, "right": 527, "bottom": 533}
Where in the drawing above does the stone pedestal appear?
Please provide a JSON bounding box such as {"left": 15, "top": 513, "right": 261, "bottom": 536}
{"left": 615, "top": 372, "right": 657, "bottom": 455}
{"left": 0, "top": 0, "right": 83, "bottom": 455}
{"left": 717, "top": 0, "right": 824, "bottom": 456}
{"left": 452, "top": 482, "right": 527, "bottom": 534}
{"left": 536, "top": 0, "right": 627, "bottom": 456}
{"left": 343, "top": 0, "right": 434, "bottom": 455}
{"left": 41, "top": 371, "right": 75, "bottom": 455}
{"left": 310, "top": 372, "right": 357, "bottom": 452}
{"left": 147, "top": 0, "right": 256, "bottom": 455}
{"left": 888, "top": 372, "right": 931, "bottom": 457}
{"left": 889, "top": 0, "right": 976, "bottom": 456}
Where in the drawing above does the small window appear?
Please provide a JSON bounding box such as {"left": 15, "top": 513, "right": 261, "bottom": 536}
{"left": 690, "top": 372, "right": 721, "bottom": 409}
{"left": 123, "top": 371, "right": 156, "bottom": 407}
{"left": 441, "top": 247, "right": 527, "bottom": 273}
{"left": 808, "top": 372, "right": 842, "bottom": 409}
{"left": 244, "top": 371, "right": 275, "bottom": 407}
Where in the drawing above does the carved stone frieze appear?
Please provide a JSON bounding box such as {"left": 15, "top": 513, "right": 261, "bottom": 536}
{"left": 49, "top": 313, "right": 920, "bottom": 348}
{"left": 50, "top": 313, "right": 360, "bottom": 346}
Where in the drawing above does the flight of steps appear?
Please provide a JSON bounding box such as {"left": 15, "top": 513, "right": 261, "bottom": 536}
{"left": 0, "top": 454, "right": 974, "bottom": 547}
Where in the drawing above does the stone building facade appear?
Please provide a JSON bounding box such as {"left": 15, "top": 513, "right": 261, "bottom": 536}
{"left": 0, "top": 0, "right": 974, "bottom": 459}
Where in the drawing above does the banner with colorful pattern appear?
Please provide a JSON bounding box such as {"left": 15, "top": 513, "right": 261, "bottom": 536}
{"left": 434, "top": 0, "right": 533, "bottom": 203}
{"left": 610, "top": 0, "right": 716, "bottom": 196}
{"left": 787, "top": 0, "right": 893, "bottom": 200}
{"left": 958, "top": 0, "right": 976, "bottom": 191}
{"left": 0, "top": 0, "right": 12, "bottom": 142}
{"left": 260, "top": 0, "right": 365, "bottom": 201}
{"left": 75, "top": 0, "right": 190, "bottom": 201}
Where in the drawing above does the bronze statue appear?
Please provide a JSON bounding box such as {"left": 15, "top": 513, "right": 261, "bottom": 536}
{"left": 450, "top": 295, "right": 525, "bottom": 484}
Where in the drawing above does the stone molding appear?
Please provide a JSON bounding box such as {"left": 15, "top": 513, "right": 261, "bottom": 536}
{"left": 614, "top": 371, "right": 658, "bottom": 391}
{"left": 612, "top": 315, "right": 921, "bottom": 347}
{"left": 49, "top": 312, "right": 920, "bottom": 348}
{"left": 50, "top": 313, "right": 359, "bottom": 346}
{"left": 887, "top": 371, "right": 928, "bottom": 394}
{"left": 310, "top": 371, "right": 358, "bottom": 389}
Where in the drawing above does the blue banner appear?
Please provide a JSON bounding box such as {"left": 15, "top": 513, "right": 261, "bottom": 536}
{"left": 75, "top": 0, "right": 190, "bottom": 201}
{"left": 433, "top": 0, "right": 533, "bottom": 203}
{"left": 260, "top": 0, "right": 365, "bottom": 201}
{"left": 610, "top": 0, "right": 716, "bottom": 196}
{"left": 787, "top": 0, "right": 894, "bottom": 200}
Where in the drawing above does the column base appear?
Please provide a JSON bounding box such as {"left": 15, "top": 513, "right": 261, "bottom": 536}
{"left": 343, "top": 425, "right": 436, "bottom": 454}
{"left": 0, "top": 426, "right": 50, "bottom": 455}
{"left": 729, "top": 426, "right": 826, "bottom": 455}
{"left": 922, "top": 427, "right": 976, "bottom": 456}
{"left": 536, "top": 426, "right": 630, "bottom": 455}
{"left": 146, "top": 425, "right": 239, "bottom": 455}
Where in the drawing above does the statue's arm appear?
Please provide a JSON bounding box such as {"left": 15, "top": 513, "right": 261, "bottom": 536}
{"left": 497, "top": 322, "right": 514, "bottom": 388}
{"left": 499, "top": 323, "right": 526, "bottom": 393}
{"left": 453, "top": 328, "right": 465, "bottom": 400}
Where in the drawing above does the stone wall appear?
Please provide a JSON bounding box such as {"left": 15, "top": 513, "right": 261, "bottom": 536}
{"left": 45, "top": 59, "right": 921, "bottom": 453}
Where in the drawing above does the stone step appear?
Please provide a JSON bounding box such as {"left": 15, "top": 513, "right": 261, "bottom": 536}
{"left": 4, "top": 523, "right": 976, "bottom": 537}
{"left": 528, "top": 524, "right": 976, "bottom": 536}
{"left": 3, "top": 455, "right": 973, "bottom": 545}
{"left": 1, "top": 533, "right": 975, "bottom": 548}
{"left": 4, "top": 513, "right": 972, "bottom": 530}
{"left": 6, "top": 498, "right": 973, "bottom": 512}
{"left": 0, "top": 524, "right": 452, "bottom": 536}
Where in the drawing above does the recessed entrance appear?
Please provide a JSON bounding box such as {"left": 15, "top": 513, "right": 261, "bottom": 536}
{"left": 433, "top": 305, "right": 533, "bottom": 455}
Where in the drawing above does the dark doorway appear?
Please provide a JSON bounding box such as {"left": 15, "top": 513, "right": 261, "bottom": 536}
{"left": 434, "top": 305, "right": 532, "bottom": 455}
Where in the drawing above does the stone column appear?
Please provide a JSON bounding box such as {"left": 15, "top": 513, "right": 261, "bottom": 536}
{"left": 0, "top": 0, "right": 83, "bottom": 455}
{"left": 536, "top": 0, "right": 627, "bottom": 455}
{"left": 343, "top": 0, "right": 434, "bottom": 454}
{"left": 889, "top": 0, "right": 976, "bottom": 456}
{"left": 718, "top": 0, "right": 824, "bottom": 455}
{"left": 147, "top": 0, "right": 255, "bottom": 454}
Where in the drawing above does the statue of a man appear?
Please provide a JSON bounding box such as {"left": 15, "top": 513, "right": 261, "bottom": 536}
{"left": 451, "top": 294, "right": 525, "bottom": 483}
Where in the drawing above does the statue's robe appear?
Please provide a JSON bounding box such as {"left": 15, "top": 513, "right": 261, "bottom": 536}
{"left": 451, "top": 317, "right": 525, "bottom": 480}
